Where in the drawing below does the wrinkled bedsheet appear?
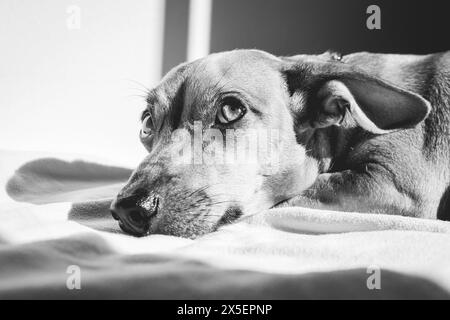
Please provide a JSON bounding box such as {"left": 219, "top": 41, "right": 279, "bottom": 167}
{"left": 1, "top": 149, "right": 450, "bottom": 299}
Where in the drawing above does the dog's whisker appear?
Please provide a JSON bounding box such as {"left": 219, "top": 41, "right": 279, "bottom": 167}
{"left": 124, "top": 93, "right": 149, "bottom": 101}
{"left": 125, "top": 78, "right": 151, "bottom": 92}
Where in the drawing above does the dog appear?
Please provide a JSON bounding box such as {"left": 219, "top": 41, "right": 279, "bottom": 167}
{"left": 110, "top": 49, "right": 450, "bottom": 238}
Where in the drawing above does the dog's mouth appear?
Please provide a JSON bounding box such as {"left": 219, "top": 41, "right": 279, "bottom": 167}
{"left": 214, "top": 205, "right": 244, "bottom": 229}
{"left": 271, "top": 197, "right": 295, "bottom": 208}
{"left": 114, "top": 196, "right": 294, "bottom": 237}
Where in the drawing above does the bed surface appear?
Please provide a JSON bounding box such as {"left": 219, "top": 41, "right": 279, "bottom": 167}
{"left": 1, "top": 149, "right": 450, "bottom": 299}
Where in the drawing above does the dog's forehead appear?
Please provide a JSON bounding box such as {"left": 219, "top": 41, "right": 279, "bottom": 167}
{"left": 188, "top": 50, "right": 282, "bottom": 94}
{"left": 152, "top": 51, "right": 282, "bottom": 103}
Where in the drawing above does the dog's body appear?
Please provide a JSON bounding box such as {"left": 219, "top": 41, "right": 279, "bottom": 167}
{"left": 287, "top": 52, "right": 450, "bottom": 220}
{"left": 111, "top": 50, "right": 450, "bottom": 238}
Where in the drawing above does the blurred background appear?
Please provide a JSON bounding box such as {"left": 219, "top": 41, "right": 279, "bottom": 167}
{"left": 1, "top": 0, "right": 448, "bottom": 167}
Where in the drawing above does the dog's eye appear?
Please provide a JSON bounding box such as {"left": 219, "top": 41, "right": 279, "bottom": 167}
{"left": 329, "top": 51, "right": 342, "bottom": 61}
{"left": 216, "top": 98, "right": 246, "bottom": 124}
{"left": 141, "top": 112, "right": 153, "bottom": 137}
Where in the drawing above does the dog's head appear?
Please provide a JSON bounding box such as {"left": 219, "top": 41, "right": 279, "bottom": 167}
{"left": 111, "top": 50, "right": 430, "bottom": 238}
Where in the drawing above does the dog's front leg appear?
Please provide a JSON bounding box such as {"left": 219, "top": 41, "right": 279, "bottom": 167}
{"left": 285, "top": 166, "right": 422, "bottom": 216}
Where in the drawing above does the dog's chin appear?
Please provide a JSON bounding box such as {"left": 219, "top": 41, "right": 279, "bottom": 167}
{"left": 146, "top": 205, "right": 245, "bottom": 239}
{"left": 153, "top": 224, "right": 213, "bottom": 239}
{"left": 146, "top": 211, "right": 219, "bottom": 239}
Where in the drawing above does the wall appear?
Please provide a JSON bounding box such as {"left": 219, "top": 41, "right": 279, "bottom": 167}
{"left": 210, "top": 0, "right": 449, "bottom": 56}
{"left": 0, "top": 0, "right": 165, "bottom": 167}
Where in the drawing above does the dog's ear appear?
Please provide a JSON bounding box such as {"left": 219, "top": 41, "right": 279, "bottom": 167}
{"left": 285, "top": 65, "right": 431, "bottom": 134}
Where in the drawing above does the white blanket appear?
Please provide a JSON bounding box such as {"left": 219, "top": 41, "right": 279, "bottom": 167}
{"left": 1, "top": 149, "right": 450, "bottom": 299}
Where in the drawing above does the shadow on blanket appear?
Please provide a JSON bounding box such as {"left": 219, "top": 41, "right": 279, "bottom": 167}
{"left": 5, "top": 158, "right": 131, "bottom": 233}
{"left": 6, "top": 158, "right": 131, "bottom": 205}
{"left": 0, "top": 233, "right": 449, "bottom": 299}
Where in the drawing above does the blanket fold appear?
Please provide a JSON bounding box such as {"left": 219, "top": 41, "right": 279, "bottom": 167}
{"left": 1, "top": 150, "right": 450, "bottom": 299}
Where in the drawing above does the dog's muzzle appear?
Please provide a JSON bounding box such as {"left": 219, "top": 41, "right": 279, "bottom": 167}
{"left": 110, "top": 192, "right": 160, "bottom": 236}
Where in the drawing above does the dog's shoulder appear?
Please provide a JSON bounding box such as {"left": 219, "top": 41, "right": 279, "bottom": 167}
{"left": 419, "top": 52, "right": 450, "bottom": 161}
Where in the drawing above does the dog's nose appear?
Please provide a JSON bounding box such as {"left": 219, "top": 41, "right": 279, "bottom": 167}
{"left": 110, "top": 194, "right": 160, "bottom": 236}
